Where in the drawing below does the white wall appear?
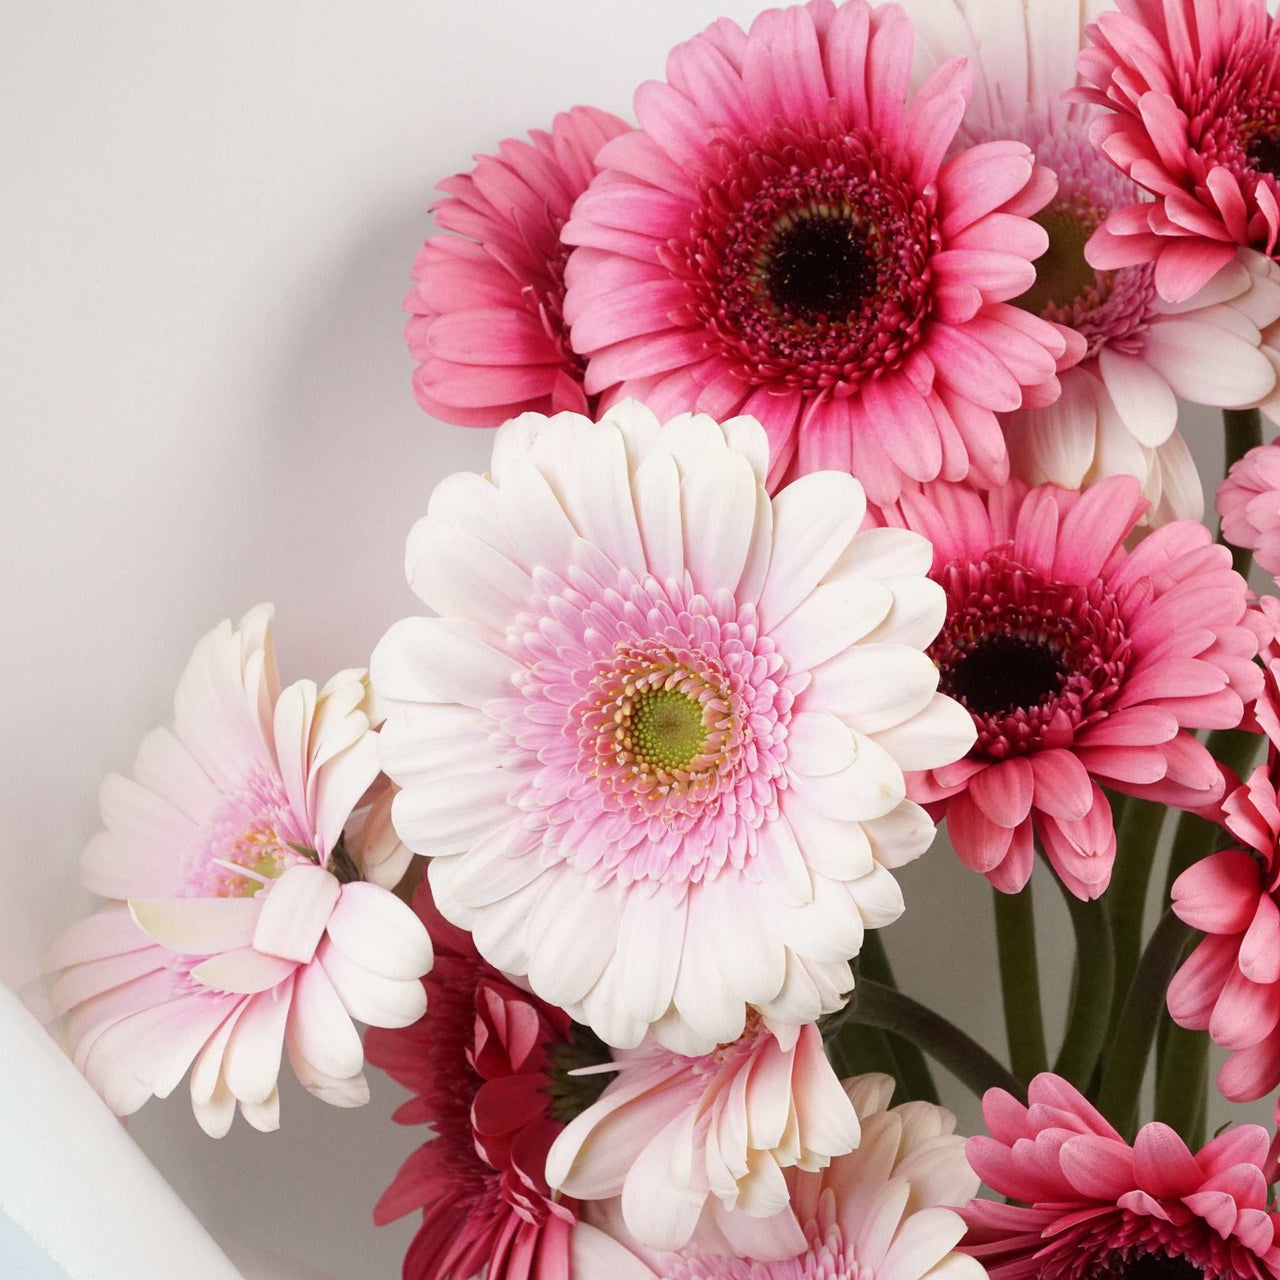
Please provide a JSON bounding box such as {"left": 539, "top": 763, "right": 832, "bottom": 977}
{"left": 0, "top": 3, "right": 1269, "bottom": 1277}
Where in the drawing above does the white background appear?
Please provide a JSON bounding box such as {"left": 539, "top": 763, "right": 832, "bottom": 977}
{"left": 0, "top": 2, "right": 1270, "bottom": 1277}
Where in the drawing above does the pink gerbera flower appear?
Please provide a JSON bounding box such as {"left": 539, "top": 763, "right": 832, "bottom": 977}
{"left": 44, "top": 606, "right": 433, "bottom": 1134}
{"left": 572, "top": 1073, "right": 982, "bottom": 1280}
{"left": 373, "top": 401, "right": 975, "bottom": 1054}
{"left": 559, "top": 0, "right": 1077, "bottom": 502}
{"left": 906, "top": 0, "right": 1280, "bottom": 527}
{"left": 1077, "top": 0, "right": 1280, "bottom": 317}
{"left": 963, "top": 1073, "right": 1280, "bottom": 1280}
{"left": 405, "top": 106, "right": 630, "bottom": 426}
{"left": 545, "top": 1018, "right": 858, "bottom": 1256}
{"left": 876, "top": 475, "right": 1260, "bottom": 898}
{"left": 364, "top": 880, "right": 598, "bottom": 1280}
{"left": 1220, "top": 444, "right": 1280, "bottom": 578}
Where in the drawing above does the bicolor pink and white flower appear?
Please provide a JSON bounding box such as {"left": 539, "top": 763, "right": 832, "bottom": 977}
{"left": 905, "top": 0, "right": 1280, "bottom": 527}
{"left": 45, "top": 606, "right": 433, "bottom": 1135}
{"left": 1077, "top": 0, "right": 1280, "bottom": 318}
{"left": 365, "top": 880, "right": 591, "bottom": 1280}
{"left": 560, "top": 0, "right": 1078, "bottom": 503}
{"left": 1219, "top": 443, "right": 1280, "bottom": 579}
{"left": 545, "top": 1018, "right": 859, "bottom": 1256}
{"left": 405, "top": 106, "right": 630, "bottom": 426}
{"left": 964, "top": 1072, "right": 1280, "bottom": 1280}
{"left": 876, "top": 475, "right": 1260, "bottom": 898}
{"left": 572, "top": 1073, "right": 982, "bottom": 1280}
{"left": 372, "top": 401, "right": 975, "bottom": 1054}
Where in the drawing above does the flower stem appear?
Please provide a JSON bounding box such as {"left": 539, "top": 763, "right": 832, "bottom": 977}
{"left": 1095, "top": 910, "right": 1193, "bottom": 1139}
{"left": 1222, "top": 407, "right": 1263, "bottom": 579}
{"left": 856, "top": 931, "right": 940, "bottom": 1104}
{"left": 993, "top": 884, "right": 1047, "bottom": 1083}
{"left": 1105, "top": 798, "right": 1168, "bottom": 1051}
{"left": 831, "top": 977, "right": 1024, "bottom": 1102}
{"left": 1053, "top": 884, "right": 1114, "bottom": 1090}
{"left": 1155, "top": 1019, "right": 1208, "bottom": 1144}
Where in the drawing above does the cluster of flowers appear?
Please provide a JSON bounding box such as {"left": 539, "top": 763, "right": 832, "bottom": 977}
{"left": 45, "top": 0, "right": 1280, "bottom": 1278}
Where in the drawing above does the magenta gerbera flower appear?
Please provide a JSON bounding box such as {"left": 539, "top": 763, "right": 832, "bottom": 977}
{"left": 1077, "top": 0, "right": 1280, "bottom": 306}
{"left": 365, "top": 880, "right": 595, "bottom": 1280}
{"left": 1220, "top": 444, "right": 1280, "bottom": 579}
{"left": 876, "top": 475, "right": 1260, "bottom": 898}
{"left": 964, "top": 1073, "right": 1280, "bottom": 1280}
{"left": 405, "top": 106, "right": 630, "bottom": 427}
{"left": 559, "top": 0, "right": 1077, "bottom": 502}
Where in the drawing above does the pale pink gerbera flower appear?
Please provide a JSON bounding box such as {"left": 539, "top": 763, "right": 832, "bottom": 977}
{"left": 964, "top": 1073, "right": 1280, "bottom": 1280}
{"left": 560, "top": 0, "right": 1078, "bottom": 503}
{"left": 406, "top": 106, "right": 630, "bottom": 426}
{"left": 372, "top": 400, "right": 975, "bottom": 1054}
{"left": 1078, "top": 0, "right": 1280, "bottom": 311}
{"left": 545, "top": 1018, "right": 859, "bottom": 1256}
{"left": 45, "top": 606, "right": 433, "bottom": 1135}
{"left": 365, "top": 880, "right": 601, "bottom": 1280}
{"left": 905, "top": 0, "right": 1280, "bottom": 527}
{"left": 876, "top": 475, "right": 1260, "bottom": 898}
{"left": 1219, "top": 443, "right": 1280, "bottom": 578}
{"left": 571, "top": 1073, "right": 982, "bottom": 1280}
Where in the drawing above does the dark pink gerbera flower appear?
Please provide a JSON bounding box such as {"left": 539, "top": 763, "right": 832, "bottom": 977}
{"left": 365, "top": 881, "right": 603, "bottom": 1280}
{"left": 963, "top": 1073, "right": 1280, "bottom": 1280}
{"left": 559, "top": 0, "right": 1079, "bottom": 502}
{"left": 405, "top": 106, "right": 630, "bottom": 426}
{"left": 875, "top": 474, "right": 1259, "bottom": 898}
{"left": 1076, "top": 0, "right": 1280, "bottom": 303}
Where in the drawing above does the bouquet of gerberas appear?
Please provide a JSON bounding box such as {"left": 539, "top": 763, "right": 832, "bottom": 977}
{"left": 46, "top": 0, "right": 1280, "bottom": 1276}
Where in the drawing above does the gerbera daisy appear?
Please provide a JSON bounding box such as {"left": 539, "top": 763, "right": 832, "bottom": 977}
{"left": 1220, "top": 443, "right": 1280, "bottom": 579}
{"left": 405, "top": 105, "right": 630, "bottom": 426}
{"left": 905, "top": 0, "right": 1280, "bottom": 526}
{"left": 545, "top": 1017, "right": 858, "bottom": 1255}
{"left": 559, "top": 0, "right": 1077, "bottom": 502}
{"left": 571, "top": 1073, "right": 982, "bottom": 1280}
{"left": 876, "top": 474, "right": 1260, "bottom": 898}
{"left": 1077, "top": 0, "right": 1280, "bottom": 319}
{"left": 365, "top": 879, "right": 603, "bottom": 1280}
{"left": 372, "top": 400, "right": 975, "bottom": 1053}
{"left": 44, "top": 606, "right": 433, "bottom": 1135}
{"left": 963, "top": 1072, "right": 1280, "bottom": 1280}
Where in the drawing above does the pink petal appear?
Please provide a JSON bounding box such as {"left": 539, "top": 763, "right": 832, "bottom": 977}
{"left": 252, "top": 864, "right": 340, "bottom": 965}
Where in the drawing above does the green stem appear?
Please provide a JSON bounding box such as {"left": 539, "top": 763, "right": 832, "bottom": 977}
{"left": 1096, "top": 910, "right": 1193, "bottom": 1139}
{"left": 1221, "top": 408, "right": 1263, "bottom": 580}
{"left": 1105, "top": 798, "right": 1168, "bottom": 1050}
{"left": 1156, "top": 1019, "right": 1208, "bottom": 1144}
{"left": 1053, "top": 887, "right": 1115, "bottom": 1090}
{"left": 857, "top": 932, "right": 940, "bottom": 1104}
{"left": 994, "top": 884, "right": 1047, "bottom": 1082}
{"left": 829, "top": 977, "right": 1023, "bottom": 1102}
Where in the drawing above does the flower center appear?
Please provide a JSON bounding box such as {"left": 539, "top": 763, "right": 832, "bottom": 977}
{"left": 673, "top": 116, "right": 938, "bottom": 395}
{"left": 944, "top": 634, "right": 1067, "bottom": 717}
{"left": 1248, "top": 128, "right": 1280, "bottom": 180}
{"left": 930, "top": 552, "right": 1131, "bottom": 760}
{"left": 1017, "top": 207, "right": 1100, "bottom": 316}
{"left": 545, "top": 1023, "right": 614, "bottom": 1122}
{"left": 762, "top": 210, "right": 877, "bottom": 321}
{"left": 626, "top": 686, "right": 709, "bottom": 774}
{"left": 1112, "top": 1253, "right": 1205, "bottom": 1280}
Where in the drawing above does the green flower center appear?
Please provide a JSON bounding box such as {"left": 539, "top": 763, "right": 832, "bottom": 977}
{"left": 626, "top": 687, "right": 708, "bottom": 773}
{"left": 545, "top": 1024, "right": 615, "bottom": 1123}
{"left": 1016, "top": 206, "right": 1101, "bottom": 315}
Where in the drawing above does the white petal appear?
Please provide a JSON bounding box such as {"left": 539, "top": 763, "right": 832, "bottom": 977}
{"left": 317, "top": 937, "right": 426, "bottom": 1029}
{"left": 846, "top": 863, "right": 907, "bottom": 929}
{"left": 288, "top": 956, "right": 365, "bottom": 1080}
{"left": 1144, "top": 318, "right": 1277, "bottom": 405}
{"left": 1097, "top": 346, "right": 1178, "bottom": 446}
{"left": 863, "top": 800, "right": 939, "bottom": 870}
{"left": 619, "top": 890, "right": 687, "bottom": 1024}
{"left": 325, "top": 881, "right": 433, "bottom": 980}
{"left": 870, "top": 693, "right": 976, "bottom": 771}
{"left": 826, "top": 526, "right": 933, "bottom": 583}
{"left": 807, "top": 645, "right": 940, "bottom": 734}
{"left": 223, "top": 981, "right": 293, "bottom": 1104}
{"left": 782, "top": 790, "right": 876, "bottom": 882}
{"left": 370, "top": 616, "right": 517, "bottom": 711}
{"left": 563, "top": 422, "right": 647, "bottom": 571}
{"left": 406, "top": 519, "right": 532, "bottom": 633}
{"left": 681, "top": 451, "right": 758, "bottom": 595}
{"left": 621, "top": 1113, "right": 708, "bottom": 1251}
{"left": 862, "top": 577, "right": 948, "bottom": 650}
{"left": 388, "top": 768, "right": 514, "bottom": 856}
{"left": 769, "top": 579, "right": 894, "bottom": 671}
{"left": 633, "top": 451, "right": 684, "bottom": 584}
{"left": 128, "top": 897, "right": 261, "bottom": 956}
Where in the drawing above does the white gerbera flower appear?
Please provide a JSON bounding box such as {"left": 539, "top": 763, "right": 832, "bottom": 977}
{"left": 372, "top": 402, "right": 974, "bottom": 1053}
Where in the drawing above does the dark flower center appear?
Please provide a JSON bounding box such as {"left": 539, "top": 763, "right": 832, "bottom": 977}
{"left": 1110, "top": 1251, "right": 1205, "bottom": 1280}
{"left": 930, "top": 552, "right": 1131, "bottom": 760}
{"left": 545, "top": 1022, "right": 614, "bottom": 1122}
{"left": 1248, "top": 130, "right": 1280, "bottom": 179}
{"left": 944, "top": 635, "right": 1067, "bottom": 717}
{"left": 764, "top": 213, "right": 877, "bottom": 321}
{"left": 1017, "top": 207, "right": 1100, "bottom": 316}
